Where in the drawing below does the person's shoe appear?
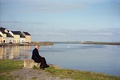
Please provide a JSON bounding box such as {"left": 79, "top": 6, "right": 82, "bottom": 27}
{"left": 44, "top": 64, "right": 49, "bottom": 68}
{"left": 40, "top": 67, "right": 45, "bottom": 70}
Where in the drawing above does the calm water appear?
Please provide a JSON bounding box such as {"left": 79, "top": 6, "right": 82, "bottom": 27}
{"left": 0, "top": 43, "right": 120, "bottom": 76}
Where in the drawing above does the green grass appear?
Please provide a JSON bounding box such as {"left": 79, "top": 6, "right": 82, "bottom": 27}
{"left": 0, "top": 59, "right": 23, "bottom": 80}
{"left": 0, "top": 59, "right": 23, "bottom": 73}
{"left": 0, "top": 74, "right": 14, "bottom": 80}
{"left": 30, "top": 76, "right": 38, "bottom": 80}
{"left": 0, "top": 59, "right": 120, "bottom": 80}
{"left": 45, "top": 67, "right": 120, "bottom": 80}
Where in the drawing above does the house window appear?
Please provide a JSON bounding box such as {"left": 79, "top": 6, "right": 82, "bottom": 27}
{"left": 9, "top": 40, "right": 11, "bottom": 42}
{"left": 3, "top": 40, "right": 5, "bottom": 43}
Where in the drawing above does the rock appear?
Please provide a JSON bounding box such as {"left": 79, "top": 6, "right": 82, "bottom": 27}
{"left": 24, "top": 59, "right": 61, "bottom": 69}
{"left": 49, "top": 64, "right": 61, "bottom": 69}
{"left": 24, "top": 59, "right": 40, "bottom": 68}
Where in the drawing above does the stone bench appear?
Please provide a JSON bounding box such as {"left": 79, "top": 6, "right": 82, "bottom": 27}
{"left": 24, "top": 59, "right": 61, "bottom": 69}
{"left": 24, "top": 59, "right": 40, "bottom": 68}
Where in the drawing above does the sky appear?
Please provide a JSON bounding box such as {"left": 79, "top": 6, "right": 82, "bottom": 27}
{"left": 0, "top": 0, "right": 120, "bottom": 42}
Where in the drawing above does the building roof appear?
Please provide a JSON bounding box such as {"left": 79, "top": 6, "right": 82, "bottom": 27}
{"left": 0, "top": 34, "right": 2, "bottom": 37}
{"left": 6, "top": 33, "right": 13, "bottom": 37}
{"left": 20, "top": 32, "right": 25, "bottom": 38}
{"left": 11, "top": 31, "right": 25, "bottom": 38}
{"left": 23, "top": 32, "right": 31, "bottom": 35}
{"left": 0, "top": 27, "right": 30, "bottom": 38}
{"left": 11, "top": 31, "right": 21, "bottom": 35}
{"left": 0, "top": 27, "right": 7, "bottom": 34}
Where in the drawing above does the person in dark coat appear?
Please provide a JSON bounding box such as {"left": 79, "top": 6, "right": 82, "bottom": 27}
{"left": 32, "top": 45, "right": 49, "bottom": 69}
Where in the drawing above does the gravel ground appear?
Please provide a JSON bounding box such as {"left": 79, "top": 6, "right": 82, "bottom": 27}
{"left": 10, "top": 67, "right": 72, "bottom": 80}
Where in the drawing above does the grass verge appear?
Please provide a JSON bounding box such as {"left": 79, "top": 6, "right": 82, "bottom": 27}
{"left": 0, "top": 59, "right": 23, "bottom": 80}
{"left": 45, "top": 67, "right": 120, "bottom": 80}
{"left": 0, "top": 59, "right": 120, "bottom": 80}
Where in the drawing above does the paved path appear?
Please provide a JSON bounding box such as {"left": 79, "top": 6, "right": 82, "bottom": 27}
{"left": 11, "top": 67, "right": 72, "bottom": 80}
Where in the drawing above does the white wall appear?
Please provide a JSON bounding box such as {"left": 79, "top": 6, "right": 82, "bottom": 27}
{"left": 20, "top": 38, "right": 26, "bottom": 43}
{"left": 6, "top": 37, "right": 14, "bottom": 43}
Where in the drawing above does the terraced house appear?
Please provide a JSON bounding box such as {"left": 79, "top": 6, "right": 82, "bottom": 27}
{"left": 0, "top": 27, "right": 8, "bottom": 43}
{"left": 22, "top": 32, "right": 31, "bottom": 43}
{"left": 0, "top": 27, "right": 31, "bottom": 44}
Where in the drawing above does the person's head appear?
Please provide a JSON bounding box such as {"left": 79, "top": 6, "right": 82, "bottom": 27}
{"left": 35, "top": 45, "right": 40, "bottom": 49}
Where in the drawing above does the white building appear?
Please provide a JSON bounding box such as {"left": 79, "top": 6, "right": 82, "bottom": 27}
{"left": 20, "top": 32, "right": 26, "bottom": 43}
{"left": 6, "top": 33, "right": 14, "bottom": 43}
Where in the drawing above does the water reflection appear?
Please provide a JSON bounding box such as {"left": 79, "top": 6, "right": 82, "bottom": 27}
{"left": 0, "top": 46, "right": 30, "bottom": 60}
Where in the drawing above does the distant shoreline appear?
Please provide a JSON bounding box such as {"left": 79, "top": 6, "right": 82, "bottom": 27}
{"left": 0, "top": 42, "right": 53, "bottom": 46}
{"left": 0, "top": 41, "right": 120, "bottom": 46}
{"left": 80, "top": 41, "right": 120, "bottom": 45}
{"left": 54, "top": 41, "right": 120, "bottom": 45}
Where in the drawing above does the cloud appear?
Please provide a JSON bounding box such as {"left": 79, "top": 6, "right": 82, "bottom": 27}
{"left": 30, "top": 28, "right": 120, "bottom": 41}
{"left": 42, "top": 33, "right": 67, "bottom": 36}
{"left": 97, "top": 32, "right": 113, "bottom": 36}
{"left": 29, "top": 2, "right": 87, "bottom": 12}
{"left": 0, "top": 0, "right": 89, "bottom": 14}
{"left": 2, "top": 0, "right": 87, "bottom": 13}
{"left": 57, "top": 28, "right": 118, "bottom": 37}
{"left": 0, "top": 21, "right": 43, "bottom": 24}
{"left": 1, "top": 0, "right": 118, "bottom": 13}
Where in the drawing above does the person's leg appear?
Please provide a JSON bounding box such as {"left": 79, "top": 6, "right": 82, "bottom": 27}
{"left": 40, "top": 57, "right": 49, "bottom": 69}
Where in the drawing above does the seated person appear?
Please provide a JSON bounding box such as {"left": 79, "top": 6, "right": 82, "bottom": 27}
{"left": 31, "top": 45, "right": 49, "bottom": 69}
